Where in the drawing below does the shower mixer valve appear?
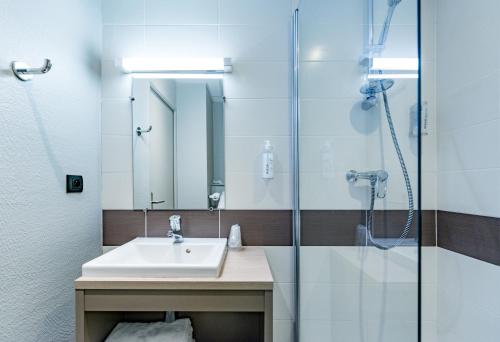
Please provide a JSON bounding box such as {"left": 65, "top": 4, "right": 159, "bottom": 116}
{"left": 346, "top": 169, "right": 389, "bottom": 198}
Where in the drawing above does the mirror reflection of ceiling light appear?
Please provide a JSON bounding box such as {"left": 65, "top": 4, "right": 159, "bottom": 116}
{"left": 131, "top": 73, "right": 224, "bottom": 79}
{"left": 118, "top": 58, "right": 232, "bottom": 76}
{"left": 369, "top": 57, "right": 419, "bottom": 79}
{"left": 368, "top": 73, "right": 418, "bottom": 79}
{"left": 371, "top": 58, "right": 419, "bottom": 71}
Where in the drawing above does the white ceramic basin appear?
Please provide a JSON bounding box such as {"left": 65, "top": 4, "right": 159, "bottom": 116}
{"left": 82, "top": 238, "right": 227, "bottom": 278}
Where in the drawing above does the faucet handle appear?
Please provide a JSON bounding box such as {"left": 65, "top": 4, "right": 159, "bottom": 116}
{"left": 376, "top": 170, "right": 389, "bottom": 198}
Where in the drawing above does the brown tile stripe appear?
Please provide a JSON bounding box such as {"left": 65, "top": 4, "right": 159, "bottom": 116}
{"left": 103, "top": 209, "right": 435, "bottom": 247}
{"left": 103, "top": 210, "right": 145, "bottom": 246}
{"left": 300, "top": 210, "right": 365, "bottom": 246}
{"left": 437, "top": 211, "right": 500, "bottom": 266}
{"left": 220, "top": 210, "right": 293, "bottom": 246}
{"left": 373, "top": 210, "right": 436, "bottom": 246}
{"left": 102, "top": 209, "right": 292, "bottom": 246}
{"left": 301, "top": 210, "right": 436, "bottom": 246}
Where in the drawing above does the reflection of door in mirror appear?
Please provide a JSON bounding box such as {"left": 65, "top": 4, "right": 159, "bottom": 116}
{"left": 132, "top": 78, "right": 225, "bottom": 210}
{"left": 149, "top": 90, "right": 174, "bottom": 209}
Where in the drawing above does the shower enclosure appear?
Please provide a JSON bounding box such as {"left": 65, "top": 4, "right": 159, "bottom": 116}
{"left": 293, "top": 0, "right": 422, "bottom": 340}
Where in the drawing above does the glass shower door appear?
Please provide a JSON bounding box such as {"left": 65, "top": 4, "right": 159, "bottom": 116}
{"left": 294, "top": 0, "right": 421, "bottom": 341}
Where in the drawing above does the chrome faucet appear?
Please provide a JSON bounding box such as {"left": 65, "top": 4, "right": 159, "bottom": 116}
{"left": 346, "top": 169, "right": 389, "bottom": 198}
{"left": 168, "top": 215, "right": 184, "bottom": 243}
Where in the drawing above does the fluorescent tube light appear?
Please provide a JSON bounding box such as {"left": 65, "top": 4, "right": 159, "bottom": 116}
{"left": 371, "top": 58, "right": 419, "bottom": 71}
{"left": 368, "top": 73, "right": 419, "bottom": 79}
{"left": 119, "top": 58, "right": 231, "bottom": 74}
{"left": 131, "top": 73, "right": 224, "bottom": 79}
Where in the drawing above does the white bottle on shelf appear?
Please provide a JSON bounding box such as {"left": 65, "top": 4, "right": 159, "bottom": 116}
{"left": 262, "top": 140, "right": 274, "bottom": 179}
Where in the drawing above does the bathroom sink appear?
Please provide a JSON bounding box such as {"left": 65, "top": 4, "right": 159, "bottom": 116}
{"left": 82, "top": 238, "right": 227, "bottom": 278}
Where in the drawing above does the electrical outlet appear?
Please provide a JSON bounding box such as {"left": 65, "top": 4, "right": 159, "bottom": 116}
{"left": 66, "top": 175, "right": 83, "bottom": 193}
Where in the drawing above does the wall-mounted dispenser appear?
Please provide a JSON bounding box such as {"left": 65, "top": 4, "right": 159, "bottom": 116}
{"left": 410, "top": 101, "right": 429, "bottom": 137}
{"left": 262, "top": 140, "right": 274, "bottom": 179}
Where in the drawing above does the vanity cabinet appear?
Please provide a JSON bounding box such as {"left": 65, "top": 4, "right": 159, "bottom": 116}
{"left": 75, "top": 248, "right": 273, "bottom": 342}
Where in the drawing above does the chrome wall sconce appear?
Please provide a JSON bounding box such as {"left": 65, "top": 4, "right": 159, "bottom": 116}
{"left": 11, "top": 59, "right": 52, "bottom": 81}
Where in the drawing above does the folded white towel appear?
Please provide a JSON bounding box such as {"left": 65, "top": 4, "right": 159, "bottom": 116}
{"left": 105, "top": 319, "right": 193, "bottom": 342}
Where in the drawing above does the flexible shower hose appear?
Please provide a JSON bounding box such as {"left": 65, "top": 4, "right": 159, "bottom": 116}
{"left": 365, "top": 87, "right": 415, "bottom": 250}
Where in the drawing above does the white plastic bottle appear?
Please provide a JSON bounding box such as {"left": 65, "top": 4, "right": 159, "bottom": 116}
{"left": 262, "top": 140, "right": 274, "bottom": 179}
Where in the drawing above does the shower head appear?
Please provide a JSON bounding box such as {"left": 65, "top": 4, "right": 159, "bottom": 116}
{"left": 388, "top": 0, "right": 402, "bottom": 7}
{"left": 360, "top": 79, "right": 394, "bottom": 95}
{"left": 377, "top": 0, "right": 402, "bottom": 47}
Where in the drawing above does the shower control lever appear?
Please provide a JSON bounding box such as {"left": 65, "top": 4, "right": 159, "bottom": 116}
{"left": 346, "top": 169, "right": 389, "bottom": 199}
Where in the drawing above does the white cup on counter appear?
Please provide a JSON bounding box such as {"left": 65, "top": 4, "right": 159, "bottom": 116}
{"left": 228, "top": 224, "right": 242, "bottom": 249}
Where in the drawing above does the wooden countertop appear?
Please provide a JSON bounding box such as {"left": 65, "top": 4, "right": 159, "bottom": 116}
{"left": 75, "top": 247, "right": 274, "bottom": 291}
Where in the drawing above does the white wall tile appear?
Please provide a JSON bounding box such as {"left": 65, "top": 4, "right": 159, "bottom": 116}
{"left": 102, "top": 60, "right": 132, "bottom": 99}
{"left": 300, "top": 172, "right": 369, "bottom": 210}
{"left": 274, "top": 282, "right": 294, "bottom": 320}
{"left": 145, "top": 0, "right": 218, "bottom": 25}
{"left": 298, "top": 0, "right": 363, "bottom": 26}
{"left": 437, "top": 0, "right": 500, "bottom": 87}
{"left": 300, "top": 22, "right": 363, "bottom": 61}
{"left": 225, "top": 136, "right": 290, "bottom": 173}
{"left": 145, "top": 26, "right": 220, "bottom": 58}
{"left": 102, "top": 25, "right": 145, "bottom": 60}
{"left": 299, "top": 247, "right": 331, "bottom": 283}
{"left": 273, "top": 319, "right": 294, "bottom": 342}
{"left": 102, "top": 172, "right": 134, "bottom": 209}
{"left": 437, "top": 72, "right": 500, "bottom": 131}
{"left": 437, "top": 248, "right": 500, "bottom": 342}
{"left": 300, "top": 99, "right": 379, "bottom": 137}
{"left": 300, "top": 282, "right": 331, "bottom": 320}
{"left": 422, "top": 321, "right": 438, "bottom": 342}
{"left": 299, "top": 246, "right": 423, "bottom": 341}
{"left": 264, "top": 246, "right": 294, "bottom": 283}
{"left": 225, "top": 172, "right": 291, "bottom": 209}
{"left": 299, "top": 61, "right": 362, "bottom": 99}
{"left": 219, "top": 0, "right": 290, "bottom": 26}
{"left": 422, "top": 247, "right": 437, "bottom": 284}
{"left": 102, "top": 135, "right": 132, "bottom": 173}
{"left": 372, "top": 25, "right": 418, "bottom": 59}
{"left": 438, "top": 169, "right": 500, "bottom": 217}
{"left": 103, "top": 0, "right": 145, "bottom": 25}
{"left": 299, "top": 136, "right": 372, "bottom": 174}
{"left": 224, "top": 62, "right": 289, "bottom": 99}
{"left": 101, "top": 100, "right": 133, "bottom": 136}
{"left": 301, "top": 319, "right": 363, "bottom": 342}
{"left": 225, "top": 99, "right": 290, "bottom": 137}
{"left": 438, "top": 120, "right": 500, "bottom": 172}
{"left": 221, "top": 24, "right": 289, "bottom": 61}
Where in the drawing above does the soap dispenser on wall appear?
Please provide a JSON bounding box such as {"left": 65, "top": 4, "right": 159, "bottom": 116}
{"left": 262, "top": 140, "right": 274, "bottom": 179}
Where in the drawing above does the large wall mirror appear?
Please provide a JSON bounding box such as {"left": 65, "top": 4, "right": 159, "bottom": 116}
{"left": 132, "top": 78, "right": 225, "bottom": 210}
